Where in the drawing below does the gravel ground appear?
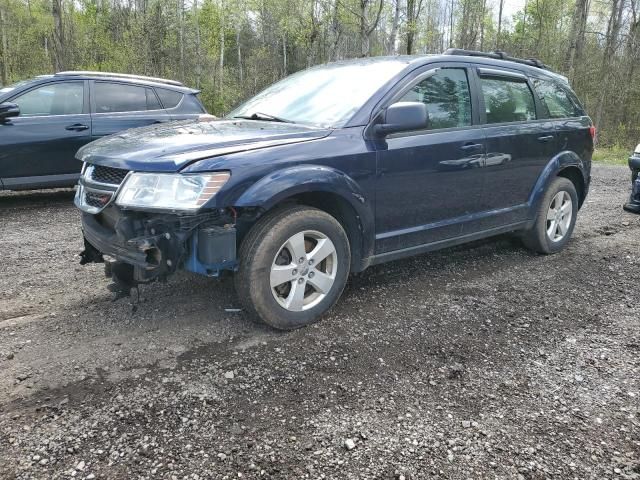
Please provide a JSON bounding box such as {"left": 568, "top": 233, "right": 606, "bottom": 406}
{"left": 0, "top": 165, "right": 638, "bottom": 480}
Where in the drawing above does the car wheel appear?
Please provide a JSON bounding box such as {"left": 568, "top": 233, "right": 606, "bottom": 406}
{"left": 234, "top": 205, "right": 351, "bottom": 330}
{"left": 521, "top": 177, "right": 578, "bottom": 254}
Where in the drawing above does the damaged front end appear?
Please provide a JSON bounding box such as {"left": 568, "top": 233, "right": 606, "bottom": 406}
{"left": 75, "top": 163, "right": 239, "bottom": 290}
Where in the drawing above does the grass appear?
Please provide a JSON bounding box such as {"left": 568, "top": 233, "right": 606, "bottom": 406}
{"left": 592, "top": 146, "right": 632, "bottom": 166}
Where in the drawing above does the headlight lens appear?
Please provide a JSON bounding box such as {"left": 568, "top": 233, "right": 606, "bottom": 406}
{"left": 116, "top": 172, "right": 230, "bottom": 211}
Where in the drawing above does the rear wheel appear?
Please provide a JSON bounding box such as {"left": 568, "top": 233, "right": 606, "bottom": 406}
{"left": 234, "top": 206, "right": 351, "bottom": 330}
{"left": 521, "top": 177, "right": 578, "bottom": 254}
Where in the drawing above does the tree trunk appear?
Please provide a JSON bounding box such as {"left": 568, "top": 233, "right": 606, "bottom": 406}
{"left": 595, "top": 0, "right": 624, "bottom": 130}
{"left": 194, "top": 0, "right": 202, "bottom": 89}
{"left": 218, "top": 0, "right": 225, "bottom": 98}
{"left": 51, "top": 0, "right": 66, "bottom": 71}
{"left": 388, "top": 0, "right": 400, "bottom": 55}
{"left": 496, "top": 0, "right": 504, "bottom": 49}
{"left": 236, "top": 27, "right": 243, "bottom": 85}
{"left": 0, "top": 4, "right": 8, "bottom": 85}
{"left": 564, "top": 0, "right": 588, "bottom": 81}
{"left": 178, "top": 0, "right": 185, "bottom": 81}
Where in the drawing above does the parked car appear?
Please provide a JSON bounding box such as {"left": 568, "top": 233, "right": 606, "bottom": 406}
{"left": 0, "top": 72, "right": 206, "bottom": 190}
{"left": 75, "top": 49, "right": 594, "bottom": 330}
{"left": 623, "top": 144, "right": 640, "bottom": 214}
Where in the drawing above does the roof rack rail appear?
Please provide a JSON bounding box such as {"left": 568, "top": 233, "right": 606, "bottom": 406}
{"left": 54, "top": 71, "right": 184, "bottom": 87}
{"left": 443, "top": 48, "right": 549, "bottom": 70}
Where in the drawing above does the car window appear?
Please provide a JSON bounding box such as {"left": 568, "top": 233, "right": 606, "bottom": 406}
{"left": 400, "top": 68, "right": 472, "bottom": 129}
{"left": 146, "top": 89, "right": 162, "bottom": 110}
{"left": 156, "top": 88, "right": 183, "bottom": 109}
{"left": 12, "top": 82, "right": 84, "bottom": 116}
{"left": 480, "top": 76, "right": 536, "bottom": 124}
{"left": 94, "top": 82, "right": 159, "bottom": 113}
{"left": 533, "top": 78, "right": 581, "bottom": 118}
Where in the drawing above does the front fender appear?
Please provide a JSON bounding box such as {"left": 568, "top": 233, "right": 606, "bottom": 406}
{"left": 234, "top": 165, "right": 375, "bottom": 264}
{"left": 528, "top": 150, "right": 587, "bottom": 212}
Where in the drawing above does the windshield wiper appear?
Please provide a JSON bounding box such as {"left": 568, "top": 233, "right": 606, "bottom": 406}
{"left": 232, "top": 112, "right": 295, "bottom": 124}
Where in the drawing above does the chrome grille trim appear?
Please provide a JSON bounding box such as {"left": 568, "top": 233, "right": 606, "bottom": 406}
{"left": 75, "top": 163, "right": 131, "bottom": 214}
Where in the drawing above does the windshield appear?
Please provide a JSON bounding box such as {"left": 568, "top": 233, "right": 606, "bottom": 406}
{"left": 228, "top": 60, "right": 409, "bottom": 128}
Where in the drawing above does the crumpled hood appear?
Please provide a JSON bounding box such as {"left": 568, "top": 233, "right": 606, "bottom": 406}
{"left": 77, "top": 119, "right": 332, "bottom": 172}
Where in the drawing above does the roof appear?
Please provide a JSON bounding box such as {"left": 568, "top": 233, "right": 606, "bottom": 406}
{"left": 27, "top": 71, "right": 198, "bottom": 93}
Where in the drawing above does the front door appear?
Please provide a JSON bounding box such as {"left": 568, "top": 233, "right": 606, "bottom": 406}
{"left": 0, "top": 81, "right": 90, "bottom": 188}
{"left": 374, "top": 66, "right": 486, "bottom": 254}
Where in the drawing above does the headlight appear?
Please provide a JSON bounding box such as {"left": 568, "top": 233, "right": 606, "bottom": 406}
{"left": 116, "top": 172, "right": 230, "bottom": 211}
{"left": 634, "top": 144, "right": 640, "bottom": 154}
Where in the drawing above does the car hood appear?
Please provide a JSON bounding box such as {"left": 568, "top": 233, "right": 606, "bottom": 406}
{"left": 76, "top": 119, "right": 332, "bottom": 172}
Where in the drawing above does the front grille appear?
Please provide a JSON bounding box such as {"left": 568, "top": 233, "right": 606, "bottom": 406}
{"left": 85, "top": 191, "right": 113, "bottom": 209}
{"left": 91, "top": 165, "right": 129, "bottom": 185}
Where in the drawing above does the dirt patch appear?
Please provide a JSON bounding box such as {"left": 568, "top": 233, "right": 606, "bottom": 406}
{"left": 0, "top": 166, "right": 638, "bottom": 479}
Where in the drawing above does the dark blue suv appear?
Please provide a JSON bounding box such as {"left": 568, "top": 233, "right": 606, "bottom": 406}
{"left": 75, "top": 50, "right": 594, "bottom": 330}
{"left": 0, "top": 72, "right": 205, "bottom": 190}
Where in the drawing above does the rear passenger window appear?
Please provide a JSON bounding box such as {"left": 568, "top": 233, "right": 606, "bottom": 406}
{"left": 400, "top": 68, "right": 472, "bottom": 129}
{"left": 94, "top": 82, "right": 159, "bottom": 113}
{"left": 533, "top": 78, "right": 581, "bottom": 118}
{"left": 480, "top": 77, "right": 536, "bottom": 124}
{"left": 156, "top": 89, "right": 183, "bottom": 109}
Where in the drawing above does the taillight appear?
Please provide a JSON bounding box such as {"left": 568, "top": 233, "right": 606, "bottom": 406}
{"left": 589, "top": 125, "right": 596, "bottom": 140}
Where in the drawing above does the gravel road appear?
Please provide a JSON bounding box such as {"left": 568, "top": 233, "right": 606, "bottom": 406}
{"left": 0, "top": 165, "right": 638, "bottom": 479}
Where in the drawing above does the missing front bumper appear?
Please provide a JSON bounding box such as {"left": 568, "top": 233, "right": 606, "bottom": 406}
{"left": 80, "top": 208, "right": 238, "bottom": 286}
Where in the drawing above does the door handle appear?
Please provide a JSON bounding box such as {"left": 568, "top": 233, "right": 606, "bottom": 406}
{"left": 460, "top": 143, "right": 483, "bottom": 152}
{"left": 537, "top": 135, "right": 554, "bottom": 143}
{"left": 65, "top": 123, "right": 89, "bottom": 132}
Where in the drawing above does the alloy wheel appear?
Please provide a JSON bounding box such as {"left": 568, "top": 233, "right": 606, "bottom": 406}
{"left": 546, "top": 191, "right": 573, "bottom": 242}
{"left": 270, "top": 230, "right": 338, "bottom": 311}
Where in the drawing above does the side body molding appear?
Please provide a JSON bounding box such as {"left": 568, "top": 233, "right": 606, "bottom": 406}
{"left": 234, "top": 165, "right": 376, "bottom": 267}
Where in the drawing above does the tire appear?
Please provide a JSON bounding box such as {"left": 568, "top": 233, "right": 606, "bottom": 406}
{"left": 234, "top": 205, "right": 351, "bottom": 330}
{"left": 521, "top": 177, "right": 578, "bottom": 254}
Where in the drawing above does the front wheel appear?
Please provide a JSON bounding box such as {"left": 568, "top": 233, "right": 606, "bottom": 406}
{"left": 521, "top": 177, "right": 578, "bottom": 254}
{"left": 234, "top": 206, "right": 351, "bottom": 330}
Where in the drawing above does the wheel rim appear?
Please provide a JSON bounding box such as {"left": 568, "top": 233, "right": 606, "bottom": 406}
{"left": 546, "top": 191, "right": 573, "bottom": 243}
{"left": 270, "top": 230, "right": 338, "bottom": 312}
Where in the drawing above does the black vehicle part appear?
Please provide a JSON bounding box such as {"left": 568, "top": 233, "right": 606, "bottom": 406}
{"left": 79, "top": 238, "right": 104, "bottom": 265}
{"left": 197, "top": 226, "right": 236, "bottom": 264}
{"left": 444, "top": 48, "right": 549, "bottom": 70}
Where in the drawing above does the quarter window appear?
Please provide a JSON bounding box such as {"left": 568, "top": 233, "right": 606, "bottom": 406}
{"left": 94, "top": 82, "right": 160, "bottom": 113}
{"left": 12, "top": 82, "right": 84, "bottom": 116}
{"left": 533, "top": 78, "right": 581, "bottom": 118}
{"left": 156, "top": 88, "right": 183, "bottom": 109}
{"left": 480, "top": 77, "right": 536, "bottom": 124}
{"left": 400, "top": 68, "right": 472, "bottom": 129}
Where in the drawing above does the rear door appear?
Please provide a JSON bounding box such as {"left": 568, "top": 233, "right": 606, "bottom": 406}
{"left": 90, "top": 81, "right": 171, "bottom": 139}
{"left": 0, "top": 80, "right": 90, "bottom": 188}
{"left": 472, "top": 67, "right": 557, "bottom": 230}
{"left": 531, "top": 76, "right": 593, "bottom": 166}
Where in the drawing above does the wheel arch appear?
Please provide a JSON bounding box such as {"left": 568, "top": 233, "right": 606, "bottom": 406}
{"left": 529, "top": 151, "right": 589, "bottom": 213}
{"left": 233, "top": 165, "right": 375, "bottom": 271}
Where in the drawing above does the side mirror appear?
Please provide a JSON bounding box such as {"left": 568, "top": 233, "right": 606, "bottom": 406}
{"left": 0, "top": 102, "right": 19, "bottom": 121}
{"left": 374, "top": 101, "right": 428, "bottom": 136}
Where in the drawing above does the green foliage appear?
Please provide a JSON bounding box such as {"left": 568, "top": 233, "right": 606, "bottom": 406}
{"left": 0, "top": 0, "right": 638, "bottom": 145}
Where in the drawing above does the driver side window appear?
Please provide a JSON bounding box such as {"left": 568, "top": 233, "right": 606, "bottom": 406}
{"left": 12, "top": 82, "right": 84, "bottom": 116}
{"left": 400, "top": 68, "right": 472, "bottom": 130}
